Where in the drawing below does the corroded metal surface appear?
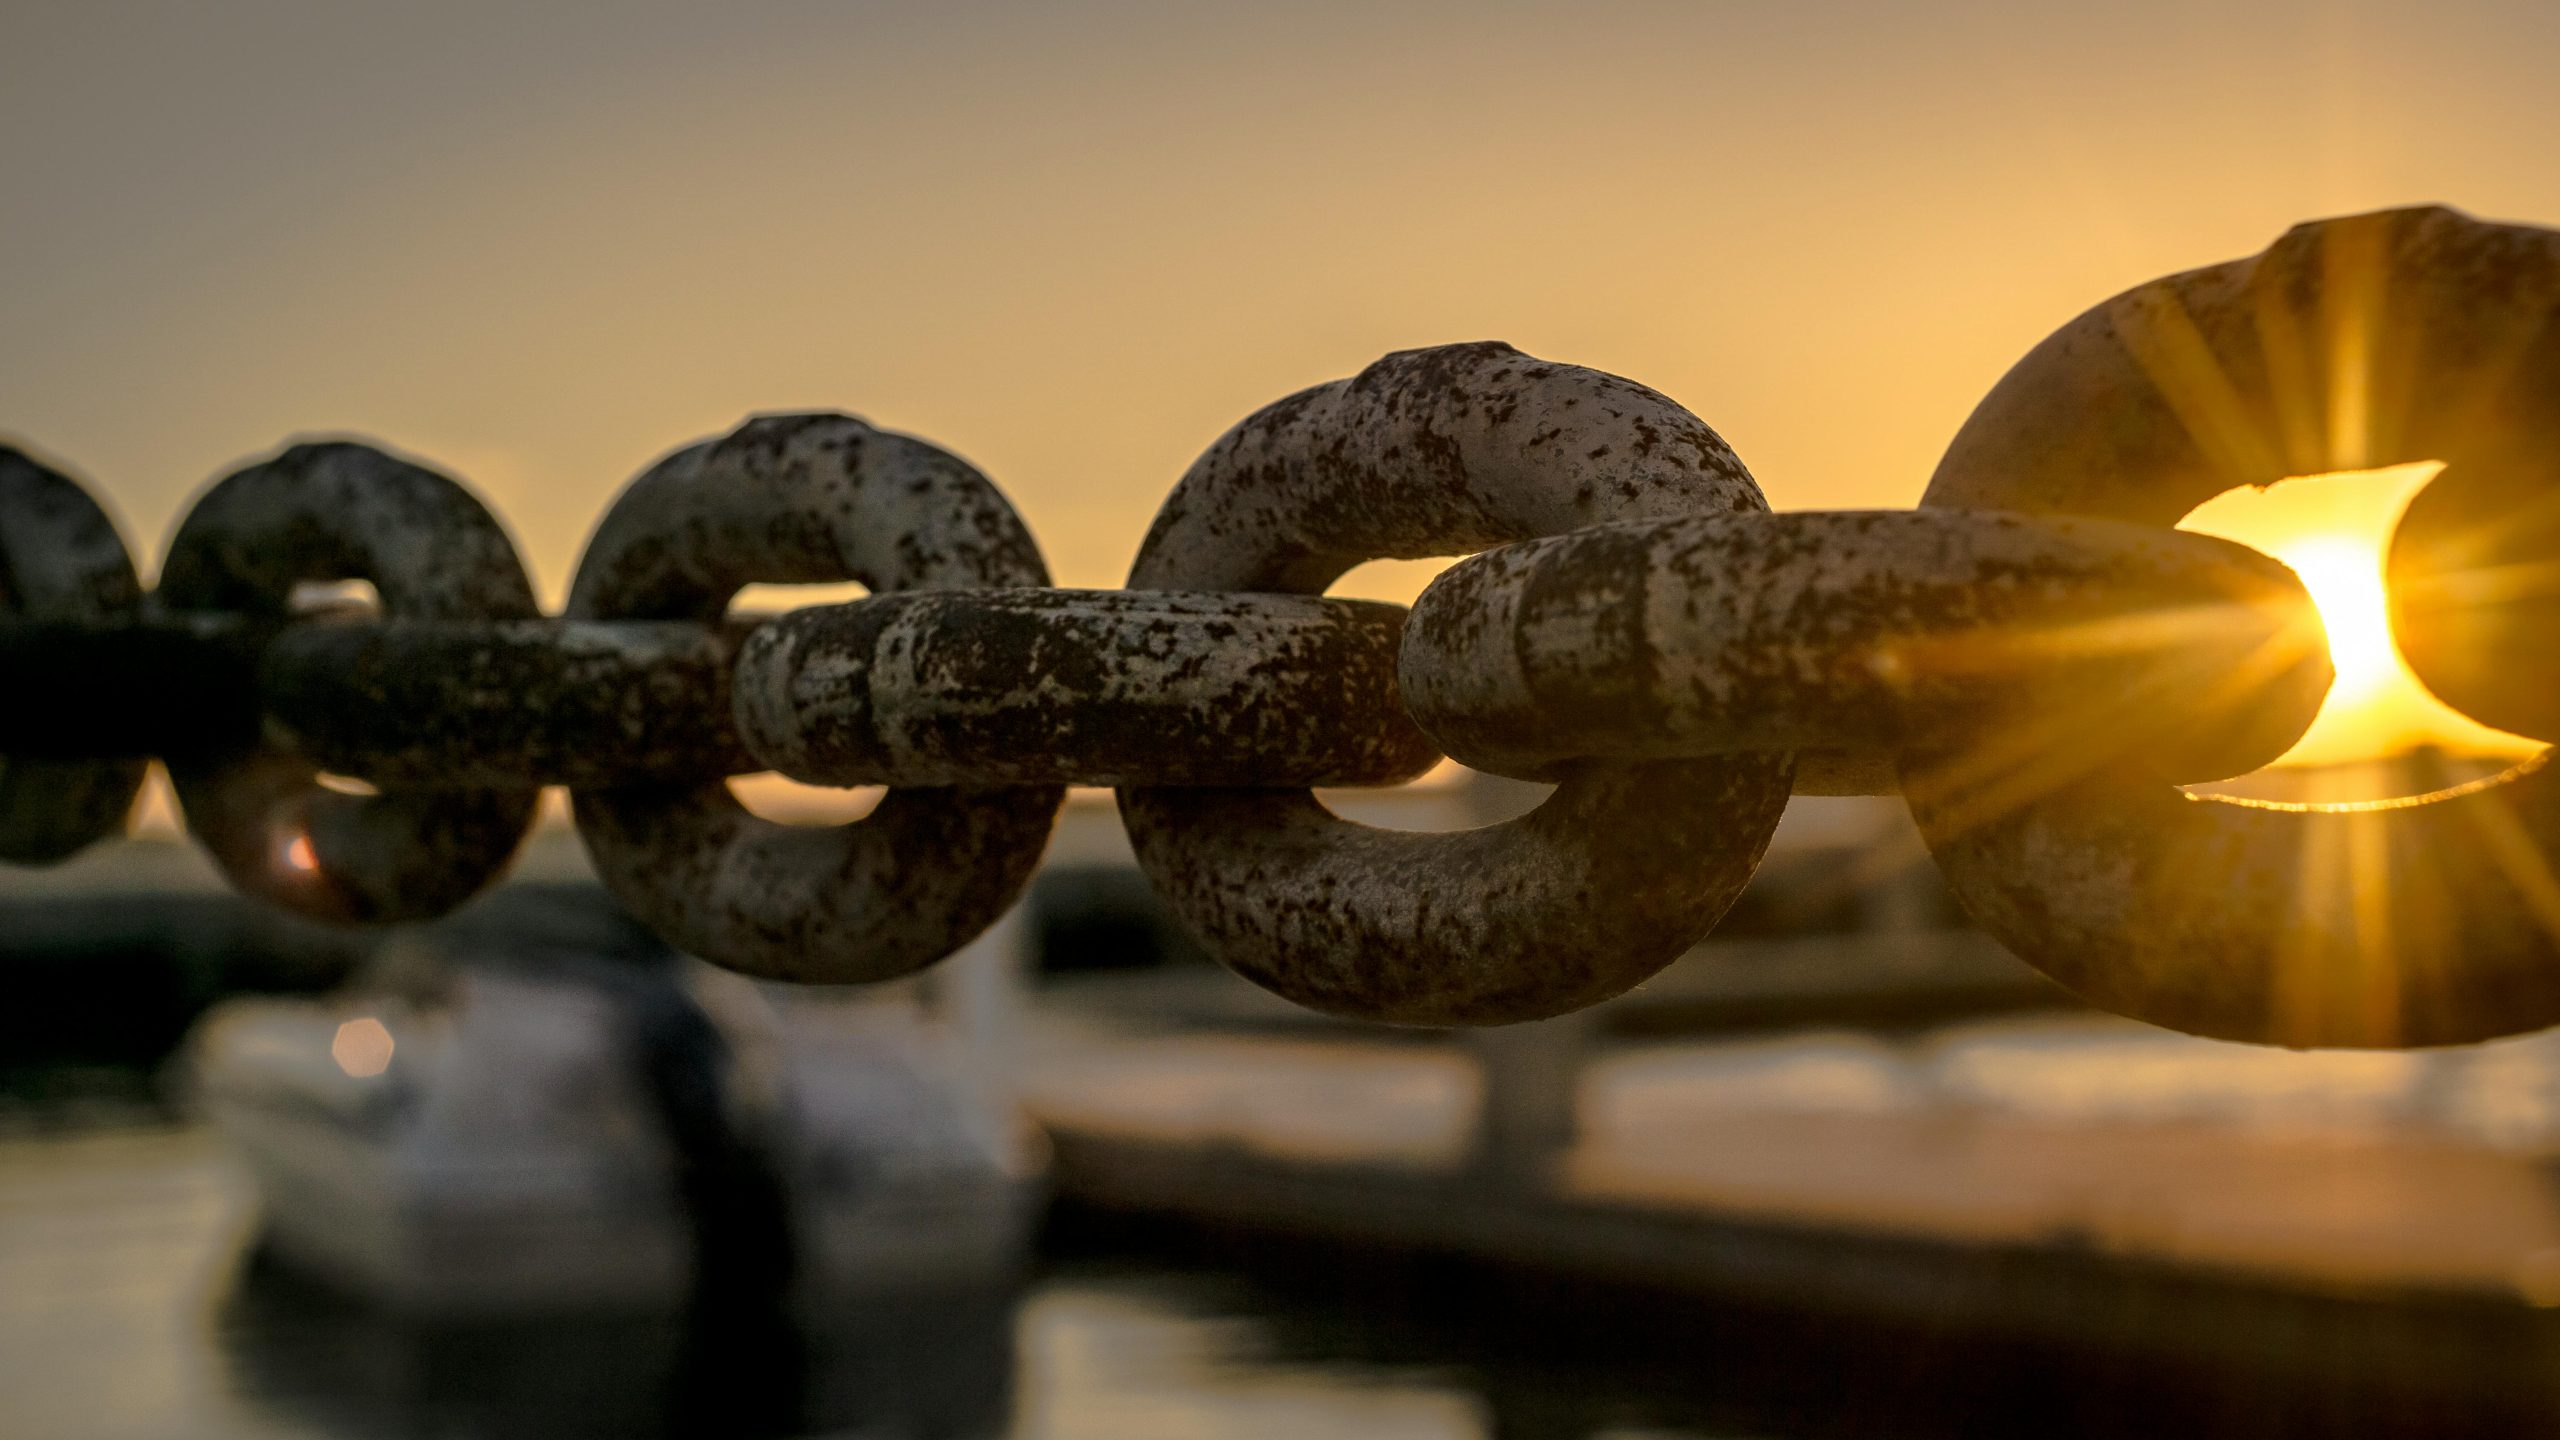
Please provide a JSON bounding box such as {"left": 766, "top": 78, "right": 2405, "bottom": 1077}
{"left": 1917, "top": 205, "right": 2560, "bottom": 1047}
{"left": 1908, "top": 753, "right": 2560, "bottom": 1047}
{"left": 265, "top": 618, "right": 759, "bottom": 788}
{"left": 568, "top": 413, "right": 1062, "bottom": 984}
{"left": 735, "top": 588, "right": 1439, "bottom": 788}
{"left": 156, "top": 442, "right": 540, "bottom": 923}
{"left": 0, "top": 448, "right": 147, "bottom": 862}
{"left": 1402, "top": 509, "right": 2328, "bottom": 789}
{"left": 1120, "top": 342, "right": 1792, "bottom": 1026}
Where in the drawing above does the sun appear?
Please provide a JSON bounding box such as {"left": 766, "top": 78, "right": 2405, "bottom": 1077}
{"left": 2179, "top": 464, "right": 2538, "bottom": 771}
{"left": 2269, "top": 535, "right": 2394, "bottom": 704}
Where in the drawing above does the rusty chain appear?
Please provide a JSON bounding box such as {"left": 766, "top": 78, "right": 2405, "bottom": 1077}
{"left": 6, "top": 204, "right": 2557, "bottom": 1048}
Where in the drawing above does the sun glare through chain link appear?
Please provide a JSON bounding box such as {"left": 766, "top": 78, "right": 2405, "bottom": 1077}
{"left": 1915, "top": 205, "right": 2560, "bottom": 1047}
{"left": 5, "top": 205, "right": 2559, "bottom": 1047}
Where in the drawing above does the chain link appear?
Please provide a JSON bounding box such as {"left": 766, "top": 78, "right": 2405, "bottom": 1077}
{"left": 6, "top": 205, "right": 2556, "bottom": 1046}
{"left": 1912, "top": 204, "right": 2560, "bottom": 1047}
{"left": 563, "top": 413, "right": 1063, "bottom": 985}
{"left": 0, "top": 451, "right": 147, "bottom": 862}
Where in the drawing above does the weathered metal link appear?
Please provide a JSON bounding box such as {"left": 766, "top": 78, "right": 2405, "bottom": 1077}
{"left": 569, "top": 413, "right": 1062, "bottom": 984}
{"left": 1119, "top": 342, "right": 1793, "bottom": 1026}
{"left": 734, "top": 588, "right": 1439, "bottom": 788}
{"left": 1400, "top": 509, "right": 2329, "bottom": 792}
{"left": 157, "top": 442, "right": 541, "bottom": 923}
{"left": 263, "top": 617, "right": 760, "bottom": 788}
{"left": 0, "top": 449, "right": 148, "bottom": 862}
{"left": 1915, "top": 205, "right": 2560, "bottom": 1047}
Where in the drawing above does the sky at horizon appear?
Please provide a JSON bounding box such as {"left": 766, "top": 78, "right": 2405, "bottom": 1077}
{"left": 12, "top": 0, "right": 2560, "bottom": 607}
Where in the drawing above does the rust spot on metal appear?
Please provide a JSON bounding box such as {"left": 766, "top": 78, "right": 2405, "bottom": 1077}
{"left": 568, "top": 413, "right": 1062, "bottom": 985}
{"left": 1401, "top": 509, "right": 2327, "bottom": 790}
{"left": 264, "top": 617, "right": 761, "bottom": 788}
{"left": 1120, "top": 342, "right": 1792, "bottom": 1026}
{"left": 154, "top": 442, "right": 540, "bottom": 923}
{"left": 734, "top": 589, "right": 1440, "bottom": 788}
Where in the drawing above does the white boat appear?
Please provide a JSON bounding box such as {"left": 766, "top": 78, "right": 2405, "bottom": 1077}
{"left": 188, "top": 884, "right": 1047, "bottom": 1319}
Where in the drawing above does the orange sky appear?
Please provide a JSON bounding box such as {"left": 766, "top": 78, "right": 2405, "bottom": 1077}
{"left": 13, "top": 1, "right": 2560, "bottom": 609}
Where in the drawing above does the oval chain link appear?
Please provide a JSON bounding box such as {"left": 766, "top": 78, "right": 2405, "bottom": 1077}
{"left": 1915, "top": 206, "right": 2560, "bottom": 1047}
{"left": 0, "top": 448, "right": 147, "bottom": 863}
{"left": 567, "top": 413, "right": 1064, "bottom": 984}
{"left": 156, "top": 442, "right": 541, "bottom": 923}
{"left": 1117, "top": 342, "right": 1794, "bottom": 1026}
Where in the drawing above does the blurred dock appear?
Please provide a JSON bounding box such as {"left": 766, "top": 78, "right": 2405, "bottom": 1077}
{"left": 1017, "top": 1012, "right": 2560, "bottom": 1391}
{"left": 14, "top": 773, "right": 2560, "bottom": 1423}
{"left": 1002, "top": 777, "right": 2560, "bottom": 1410}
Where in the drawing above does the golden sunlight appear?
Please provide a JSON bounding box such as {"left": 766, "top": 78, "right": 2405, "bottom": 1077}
{"left": 2269, "top": 536, "right": 2393, "bottom": 705}
{"left": 2180, "top": 464, "right": 2538, "bottom": 769}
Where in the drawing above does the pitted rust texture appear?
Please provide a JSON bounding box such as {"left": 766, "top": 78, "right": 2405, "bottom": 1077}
{"left": 569, "top": 413, "right": 1062, "bottom": 984}
{"left": 0, "top": 448, "right": 147, "bottom": 862}
{"left": 1129, "top": 341, "right": 1765, "bottom": 593}
{"left": 1905, "top": 755, "right": 2560, "bottom": 1047}
{"left": 156, "top": 442, "right": 540, "bottom": 924}
{"left": 264, "top": 618, "right": 759, "bottom": 788}
{"left": 568, "top": 413, "right": 1049, "bottom": 622}
{"left": 1402, "top": 509, "right": 2329, "bottom": 789}
{"left": 734, "top": 588, "right": 1440, "bottom": 788}
{"left": 1120, "top": 342, "right": 1792, "bottom": 1026}
{"left": 1917, "top": 205, "right": 2560, "bottom": 1047}
{"left": 1130, "top": 758, "right": 1787, "bottom": 1025}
